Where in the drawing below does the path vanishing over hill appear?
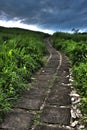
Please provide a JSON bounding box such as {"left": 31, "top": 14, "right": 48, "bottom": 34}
{"left": 0, "top": 38, "right": 72, "bottom": 130}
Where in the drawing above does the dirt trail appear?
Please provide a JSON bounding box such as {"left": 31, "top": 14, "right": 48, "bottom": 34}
{"left": 0, "top": 38, "right": 72, "bottom": 130}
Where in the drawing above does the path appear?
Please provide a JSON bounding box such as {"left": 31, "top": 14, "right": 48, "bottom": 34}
{"left": 0, "top": 38, "right": 72, "bottom": 130}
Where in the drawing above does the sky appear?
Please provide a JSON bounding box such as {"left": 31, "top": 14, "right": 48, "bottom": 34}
{"left": 0, "top": 0, "right": 87, "bottom": 34}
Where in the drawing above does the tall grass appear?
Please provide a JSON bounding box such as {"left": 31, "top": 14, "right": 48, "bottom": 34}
{"left": 51, "top": 32, "right": 87, "bottom": 127}
{"left": 0, "top": 27, "right": 47, "bottom": 122}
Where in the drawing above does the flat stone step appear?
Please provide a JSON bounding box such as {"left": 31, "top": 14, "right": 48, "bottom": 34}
{"left": 41, "top": 68, "right": 56, "bottom": 74}
{"left": 51, "top": 85, "right": 71, "bottom": 93}
{"left": 47, "top": 86, "right": 71, "bottom": 106}
{"left": 1, "top": 109, "right": 34, "bottom": 130}
{"left": 34, "top": 125, "right": 69, "bottom": 130}
{"left": 16, "top": 97, "right": 44, "bottom": 110}
{"left": 32, "top": 81, "right": 50, "bottom": 89}
{"left": 35, "top": 74, "right": 52, "bottom": 81}
{"left": 47, "top": 94, "right": 71, "bottom": 106}
{"left": 40, "top": 106, "right": 71, "bottom": 125}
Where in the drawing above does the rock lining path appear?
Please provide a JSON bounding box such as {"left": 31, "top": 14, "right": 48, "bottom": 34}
{"left": 0, "top": 38, "right": 73, "bottom": 130}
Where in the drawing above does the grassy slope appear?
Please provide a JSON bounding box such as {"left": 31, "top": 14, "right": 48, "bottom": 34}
{"left": 51, "top": 32, "right": 87, "bottom": 128}
{"left": 0, "top": 26, "right": 49, "bottom": 122}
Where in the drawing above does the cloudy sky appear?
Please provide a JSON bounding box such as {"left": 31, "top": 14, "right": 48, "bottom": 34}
{"left": 0, "top": 0, "right": 87, "bottom": 34}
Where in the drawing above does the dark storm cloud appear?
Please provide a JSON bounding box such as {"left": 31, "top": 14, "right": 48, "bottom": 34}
{"left": 0, "top": 0, "right": 87, "bottom": 31}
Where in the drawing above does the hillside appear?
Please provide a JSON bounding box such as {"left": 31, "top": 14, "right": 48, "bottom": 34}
{"left": 0, "top": 26, "right": 48, "bottom": 122}
{"left": 51, "top": 32, "right": 87, "bottom": 128}
{"left": 0, "top": 27, "right": 87, "bottom": 129}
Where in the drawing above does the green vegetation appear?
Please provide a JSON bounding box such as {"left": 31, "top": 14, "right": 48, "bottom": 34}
{"left": 1, "top": 26, "right": 87, "bottom": 128}
{"left": 0, "top": 26, "right": 47, "bottom": 122}
{"left": 51, "top": 32, "right": 87, "bottom": 127}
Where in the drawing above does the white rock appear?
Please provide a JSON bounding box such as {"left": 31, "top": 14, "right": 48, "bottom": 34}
{"left": 31, "top": 77, "right": 36, "bottom": 80}
{"left": 72, "top": 105, "right": 77, "bottom": 109}
{"left": 78, "top": 125, "right": 85, "bottom": 129}
{"left": 66, "top": 75, "right": 69, "bottom": 78}
{"left": 71, "top": 109, "right": 77, "bottom": 118}
{"left": 71, "top": 97, "right": 75, "bottom": 102}
{"left": 76, "top": 109, "right": 82, "bottom": 117}
{"left": 70, "top": 93, "right": 80, "bottom": 97}
{"left": 71, "top": 121, "right": 79, "bottom": 127}
{"left": 69, "top": 79, "right": 74, "bottom": 82}
{"left": 71, "top": 89, "right": 77, "bottom": 94}
{"left": 61, "top": 83, "right": 71, "bottom": 86}
{"left": 72, "top": 99, "right": 80, "bottom": 105}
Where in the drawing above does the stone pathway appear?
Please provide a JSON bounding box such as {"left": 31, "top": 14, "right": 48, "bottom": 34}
{"left": 0, "top": 39, "right": 72, "bottom": 130}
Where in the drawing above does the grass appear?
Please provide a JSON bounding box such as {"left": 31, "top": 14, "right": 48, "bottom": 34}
{"left": 51, "top": 32, "right": 87, "bottom": 128}
{"left": 0, "top": 26, "right": 48, "bottom": 122}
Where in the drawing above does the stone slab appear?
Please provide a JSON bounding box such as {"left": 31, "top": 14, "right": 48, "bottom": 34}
{"left": 34, "top": 125, "right": 69, "bottom": 130}
{"left": 17, "top": 97, "right": 44, "bottom": 110}
{"left": 47, "top": 94, "right": 71, "bottom": 106}
{"left": 40, "top": 106, "right": 71, "bottom": 125}
{"left": 36, "top": 74, "right": 52, "bottom": 81}
{"left": 29, "top": 88, "right": 46, "bottom": 96}
{"left": 23, "top": 87, "right": 47, "bottom": 98}
{"left": 41, "top": 68, "right": 56, "bottom": 74}
{"left": 32, "top": 80, "right": 50, "bottom": 89}
{"left": 47, "top": 86, "right": 71, "bottom": 106}
{"left": 1, "top": 109, "right": 34, "bottom": 130}
{"left": 0, "top": 128, "right": 9, "bottom": 130}
{"left": 51, "top": 85, "right": 71, "bottom": 94}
